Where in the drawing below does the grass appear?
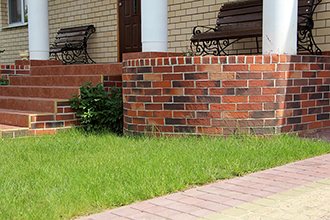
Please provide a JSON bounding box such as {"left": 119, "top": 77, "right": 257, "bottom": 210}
{"left": 0, "top": 130, "right": 329, "bottom": 219}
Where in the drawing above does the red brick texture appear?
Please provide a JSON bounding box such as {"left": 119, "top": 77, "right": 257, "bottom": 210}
{"left": 0, "top": 64, "right": 30, "bottom": 76}
{"left": 103, "top": 75, "right": 122, "bottom": 91}
{"left": 30, "top": 101, "right": 78, "bottom": 131}
{"left": 122, "top": 53, "right": 330, "bottom": 136}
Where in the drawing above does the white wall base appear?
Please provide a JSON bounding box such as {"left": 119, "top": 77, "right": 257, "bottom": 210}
{"left": 262, "top": 0, "right": 298, "bottom": 55}
{"left": 141, "top": 0, "right": 168, "bottom": 52}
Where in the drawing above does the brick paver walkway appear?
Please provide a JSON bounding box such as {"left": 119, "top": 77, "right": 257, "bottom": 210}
{"left": 79, "top": 154, "right": 330, "bottom": 220}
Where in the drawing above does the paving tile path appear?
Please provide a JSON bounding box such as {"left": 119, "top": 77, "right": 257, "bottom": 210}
{"left": 79, "top": 154, "right": 330, "bottom": 220}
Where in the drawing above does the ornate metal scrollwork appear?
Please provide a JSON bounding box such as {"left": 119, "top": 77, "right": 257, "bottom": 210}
{"left": 50, "top": 25, "right": 96, "bottom": 64}
{"left": 191, "top": 38, "right": 241, "bottom": 56}
{"left": 297, "top": 25, "right": 322, "bottom": 55}
{"left": 192, "top": 26, "right": 216, "bottom": 36}
{"left": 191, "top": 26, "right": 255, "bottom": 56}
{"left": 53, "top": 43, "right": 95, "bottom": 65}
{"left": 297, "top": 0, "right": 322, "bottom": 55}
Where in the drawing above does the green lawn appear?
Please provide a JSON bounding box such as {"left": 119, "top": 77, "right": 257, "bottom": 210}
{"left": 0, "top": 130, "right": 329, "bottom": 220}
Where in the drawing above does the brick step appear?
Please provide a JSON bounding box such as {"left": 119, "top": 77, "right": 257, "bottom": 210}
{"left": 0, "top": 85, "right": 79, "bottom": 99}
{"left": 0, "top": 108, "right": 76, "bottom": 130}
{"left": 15, "top": 60, "right": 62, "bottom": 66}
{"left": 0, "top": 124, "right": 29, "bottom": 138}
{"left": 30, "top": 63, "right": 123, "bottom": 76}
{"left": 0, "top": 96, "right": 63, "bottom": 112}
{"left": 0, "top": 108, "right": 52, "bottom": 127}
{"left": 9, "top": 75, "right": 103, "bottom": 86}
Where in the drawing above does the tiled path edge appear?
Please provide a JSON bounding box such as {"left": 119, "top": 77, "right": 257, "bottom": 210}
{"left": 79, "top": 154, "right": 330, "bottom": 220}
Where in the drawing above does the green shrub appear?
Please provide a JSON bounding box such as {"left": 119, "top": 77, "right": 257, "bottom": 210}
{"left": 0, "top": 76, "right": 9, "bottom": 85}
{"left": 70, "top": 83, "right": 123, "bottom": 134}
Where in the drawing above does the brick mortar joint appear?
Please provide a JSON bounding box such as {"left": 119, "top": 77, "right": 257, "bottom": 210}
{"left": 123, "top": 55, "right": 330, "bottom": 68}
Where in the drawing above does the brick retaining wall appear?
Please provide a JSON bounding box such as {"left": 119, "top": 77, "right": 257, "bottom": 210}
{"left": 0, "top": 64, "right": 30, "bottom": 75}
{"left": 122, "top": 53, "right": 330, "bottom": 136}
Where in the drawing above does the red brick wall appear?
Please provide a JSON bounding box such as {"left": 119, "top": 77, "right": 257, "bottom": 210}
{"left": 103, "top": 75, "right": 122, "bottom": 92}
{"left": 30, "top": 101, "right": 78, "bottom": 131}
{"left": 0, "top": 64, "right": 30, "bottom": 76}
{"left": 122, "top": 53, "right": 330, "bottom": 136}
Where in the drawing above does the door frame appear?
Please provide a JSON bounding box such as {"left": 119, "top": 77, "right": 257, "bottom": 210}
{"left": 117, "top": 0, "right": 142, "bottom": 62}
{"left": 117, "top": 0, "right": 121, "bottom": 62}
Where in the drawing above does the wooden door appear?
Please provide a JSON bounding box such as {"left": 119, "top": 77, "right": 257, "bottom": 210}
{"left": 118, "top": 0, "right": 142, "bottom": 61}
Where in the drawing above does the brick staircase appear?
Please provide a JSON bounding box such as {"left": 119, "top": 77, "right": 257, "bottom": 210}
{"left": 0, "top": 60, "right": 122, "bottom": 138}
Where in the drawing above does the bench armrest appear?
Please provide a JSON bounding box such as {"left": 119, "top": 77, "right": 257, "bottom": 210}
{"left": 192, "top": 26, "right": 217, "bottom": 35}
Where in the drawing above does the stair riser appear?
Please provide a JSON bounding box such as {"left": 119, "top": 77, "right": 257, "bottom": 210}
{"left": 10, "top": 75, "right": 103, "bottom": 86}
{"left": 15, "top": 60, "right": 62, "bottom": 66}
{"left": 31, "top": 64, "right": 123, "bottom": 76}
{"left": 30, "top": 103, "right": 78, "bottom": 130}
{"left": 0, "top": 113, "right": 78, "bottom": 129}
{"left": 0, "top": 87, "right": 79, "bottom": 99}
{"left": 0, "top": 101, "right": 78, "bottom": 128}
{"left": 0, "top": 113, "right": 29, "bottom": 127}
{"left": 0, "top": 99, "right": 56, "bottom": 112}
{"left": 1, "top": 129, "right": 29, "bottom": 138}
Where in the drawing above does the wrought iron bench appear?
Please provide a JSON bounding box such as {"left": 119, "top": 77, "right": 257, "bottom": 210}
{"left": 191, "top": 0, "right": 322, "bottom": 56}
{"left": 50, "top": 25, "right": 96, "bottom": 64}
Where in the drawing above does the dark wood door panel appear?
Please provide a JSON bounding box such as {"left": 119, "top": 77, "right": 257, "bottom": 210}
{"left": 119, "top": 0, "right": 142, "bottom": 61}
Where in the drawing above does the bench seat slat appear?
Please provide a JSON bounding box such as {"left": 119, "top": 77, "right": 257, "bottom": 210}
{"left": 221, "top": 0, "right": 312, "bottom": 10}
{"left": 218, "top": 12, "right": 261, "bottom": 25}
{"left": 54, "top": 36, "right": 86, "bottom": 44}
{"left": 218, "top": 5, "right": 262, "bottom": 17}
{"left": 221, "top": 0, "right": 261, "bottom": 10}
{"left": 56, "top": 31, "right": 88, "bottom": 38}
{"left": 218, "top": 8, "right": 311, "bottom": 26}
{"left": 57, "top": 25, "right": 94, "bottom": 34}
{"left": 299, "top": 0, "right": 314, "bottom": 7}
{"left": 53, "top": 43, "right": 84, "bottom": 48}
{"left": 191, "top": 28, "right": 262, "bottom": 41}
{"left": 51, "top": 42, "right": 83, "bottom": 49}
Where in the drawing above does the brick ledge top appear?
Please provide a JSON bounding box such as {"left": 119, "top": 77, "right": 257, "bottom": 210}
{"left": 123, "top": 53, "right": 330, "bottom": 68}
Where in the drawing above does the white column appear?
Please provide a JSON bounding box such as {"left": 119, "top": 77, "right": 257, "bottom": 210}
{"left": 141, "top": 0, "right": 168, "bottom": 52}
{"left": 263, "top": 0, "right": 298, "bottom": 55}
{"left": 28, "top": 0, "right": 49, "bottom": 60}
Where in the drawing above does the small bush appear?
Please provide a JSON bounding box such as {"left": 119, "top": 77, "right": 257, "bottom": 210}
{"left": 0, "top": 76, "right": 9, "bottom": 85}
{"left": 70, "top": 83, "right": 123, "bottom": 134}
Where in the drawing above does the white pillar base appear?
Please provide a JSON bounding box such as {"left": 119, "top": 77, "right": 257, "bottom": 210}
{"left": 262, "top": 0, "right": 298, "bottom": 55}
{"left": 141, "top": 0, "right": 168, "bottom": 52}
{"left": 28, "top": 0, "right": 49, "bottom": 60}
{"left": 29, "top": 51, "right": 50, "bottom": 60}
{"left": 142, "top": 42, "right": 168, "bottom": 52}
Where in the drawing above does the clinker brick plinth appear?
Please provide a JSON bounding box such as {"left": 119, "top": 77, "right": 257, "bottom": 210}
{"left": 122, "top": 53, "right": 330, "bottom": 136}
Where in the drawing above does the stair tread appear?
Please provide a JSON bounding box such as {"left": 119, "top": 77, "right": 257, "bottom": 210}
{"left": 31, "top": 63, "right": 119, "bottom": 68}
{"left": 0, "top": 124, "right": 28, "bottom": 131}
{"left": 0, "top": 85, "right": 80, "bottom": 88}
{"left": 0, "top": 108, "right": 53, "bottom": 115}
{"left": 30, "top": 63, "right": 123, "bottom": 76}
{"left": 10, "top": 74, "right": 103, "bottom": 77}
{"left": 0, "top": 95, "right": 68, "bottom": 102}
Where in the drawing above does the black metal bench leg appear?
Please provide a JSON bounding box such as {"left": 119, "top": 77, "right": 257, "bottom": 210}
{"left": 84, "top": 49, "right": 96, "bottom": 64}
{"left": 256, "top": 37, "right": 260, "bottom": 54}
{"left": 307, "top": 30, "right": 322, "bottom": 55}
{"left": 298, "top": 29, "right": 322, "bottom": 55}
